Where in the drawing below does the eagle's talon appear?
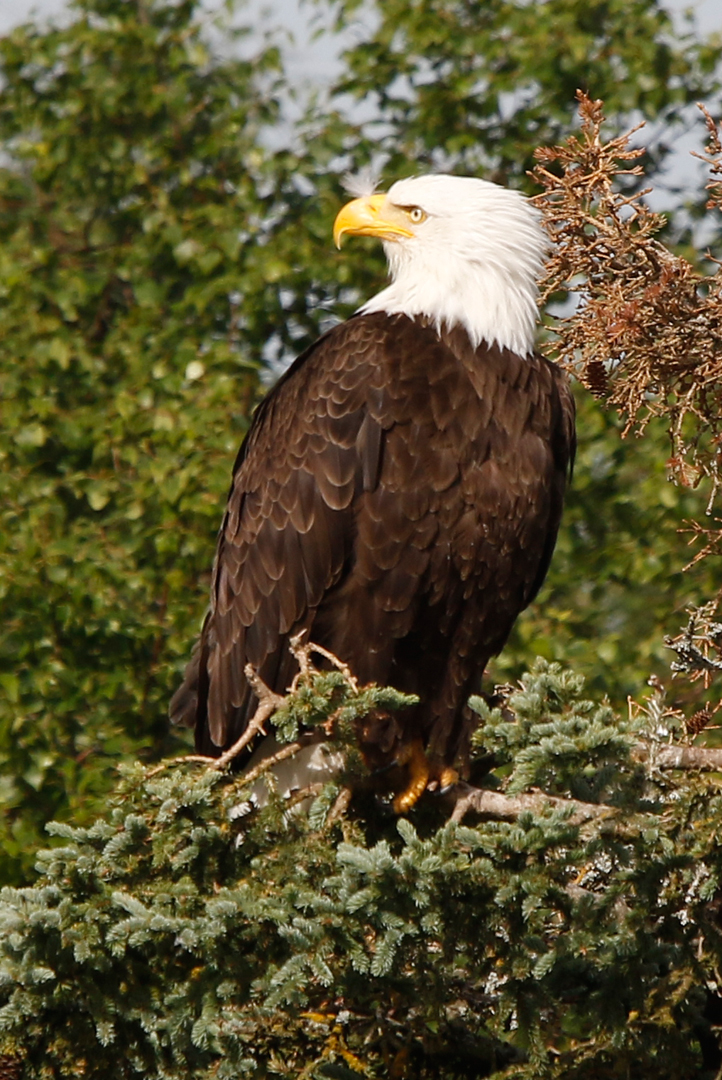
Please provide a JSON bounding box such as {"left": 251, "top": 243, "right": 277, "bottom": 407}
{"left": 371, "top": 760, "right": 397, "bottom": 777}
{"left": 438, "top": 766, "right": 459, "bottom": 794}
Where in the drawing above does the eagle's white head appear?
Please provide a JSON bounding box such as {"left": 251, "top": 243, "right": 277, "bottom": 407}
{"left": 334, "top": 174, "right": 547, "bottom": 357}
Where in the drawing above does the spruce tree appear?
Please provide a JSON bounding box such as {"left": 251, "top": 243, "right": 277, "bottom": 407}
{"left": 3, "top": 656, "right": 722, "bottom": 1078}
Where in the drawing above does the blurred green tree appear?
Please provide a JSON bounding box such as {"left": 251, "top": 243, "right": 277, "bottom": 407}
{"left": 322, "top": 0, "right": 721, "bottom": 183}
{"left": 0, "top": 0, "right": 297, "bottom": 882}
{"left": 0, "top": 0, "right": 720, "bottom": 885}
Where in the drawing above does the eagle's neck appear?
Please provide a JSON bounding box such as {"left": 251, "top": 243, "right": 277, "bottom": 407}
{"left": 358, "top": 213, "right": 544, "bottom": 358}
{"left": 359, "top": 274, "right": 537, "bottom": 357}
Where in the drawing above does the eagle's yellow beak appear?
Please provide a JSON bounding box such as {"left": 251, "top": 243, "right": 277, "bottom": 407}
{"left": 333, "top": 193, "right": 415, "bottom": 248}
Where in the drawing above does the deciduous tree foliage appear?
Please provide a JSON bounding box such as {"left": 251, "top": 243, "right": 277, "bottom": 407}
{"left": 322, "top": 0, "right": 720, "bottom": 183}
{"left": 0, "top": 0, "right": 344, "bottom": 882}
{"left": 2, "top": 0, "right": 721, "bottom": 885}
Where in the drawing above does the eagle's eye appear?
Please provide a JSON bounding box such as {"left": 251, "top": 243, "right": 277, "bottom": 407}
{"left": 407, "top": 206, "right": 427, "bottom": 224}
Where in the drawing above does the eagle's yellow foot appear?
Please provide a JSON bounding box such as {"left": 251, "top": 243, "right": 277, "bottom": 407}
{"left": 392, "top": 739, "right": 430, "bottom": 814}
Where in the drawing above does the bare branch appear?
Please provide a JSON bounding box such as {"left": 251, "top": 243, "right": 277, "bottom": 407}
{"left": 325, "top": 786, "right": 353, "bottom": 829}
{"left": 210, "top": 665, "right": 285, "bottom": 770}
{"left": 447, "top": 736, "right": 722, "bottom": 832}
{"left": 664, "top": 612, "right": 722, "bottom": 676}
{"left": 145, "top": 665, "right": 285, "bottom": 777}
{"left": 632, "top": 743, "right": 722, "bottom": 770}
{"left": 288, "top": 630, "right": 359, "bottom": 692}
{"left": 692, "top": 103, "right": 722, "bottom": 211}
{"left": 450, "top": 783, "right": 612, "bottom": 826}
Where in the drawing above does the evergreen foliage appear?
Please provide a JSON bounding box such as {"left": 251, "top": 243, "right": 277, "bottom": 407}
{"left": 2, "top": 660, "right": 722, "bottom": 1078}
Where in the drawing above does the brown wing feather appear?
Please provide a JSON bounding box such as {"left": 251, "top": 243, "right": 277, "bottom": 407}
{"left": 171, "top": 315, "right": 387, "bottom": 751}
{"left": 170, "top": 312, "right": 575, "bottom": 767}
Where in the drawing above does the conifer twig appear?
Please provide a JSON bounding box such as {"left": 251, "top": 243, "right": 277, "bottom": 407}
{"left": 325, "top": 786, "right": 353, "bottom": 829}
{"left": 288, "top": 631, "right": 359, "bottom": 691}
{"left": 532, "top": 92, "right": 722, "bottom": 509}
{"left": 145, "top": 665, "right": 285, "bottom": 777}
{"left": 286, "top": 782, "right": 326, "bottom": 808}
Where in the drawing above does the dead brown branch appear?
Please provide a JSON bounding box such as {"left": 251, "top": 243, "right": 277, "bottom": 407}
{"left": 533, "top": 91, "right": 722, "bottom": 503}
{"left": 693, "top": 103, "right": 722, "bottom": 211}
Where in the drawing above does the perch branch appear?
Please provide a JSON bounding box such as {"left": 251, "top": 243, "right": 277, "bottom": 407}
{"left": 450, "top": 783, "right": 612, "bottom": 826}
{"left": 145, "top": 665, "right": 284, "bottom": 777}
{"left": 210, "top": 665, "right": 286, "bottom": 770}
{"left": 449, "top": 740, "right": 722, "bottom": 828}
{"left": 285, "top": 782, "right": 326, "bottom": 809}
{"left": 325, "top": 786, "right": 353, "bottom": 829}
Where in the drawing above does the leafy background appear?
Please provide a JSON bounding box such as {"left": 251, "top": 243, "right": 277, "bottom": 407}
{"left": 1, "top": 0, "right": 721, "bottom": 884}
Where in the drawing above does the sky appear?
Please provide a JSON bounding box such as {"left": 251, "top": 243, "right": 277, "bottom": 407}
{"left": 3, "top": 0, "right": 721, "bottom": 103}
{"left": 2, "top": 0, "right": 720, "bottom": 47}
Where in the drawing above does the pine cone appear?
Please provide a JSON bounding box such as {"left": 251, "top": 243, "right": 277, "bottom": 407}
{"left": 585, "top": 359, "right": 609, "bottom": 398}
{"left": 686, "top": 708, "right": 713, "bottom": 737}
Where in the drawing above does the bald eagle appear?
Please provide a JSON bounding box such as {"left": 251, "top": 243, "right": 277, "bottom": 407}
{"left": 170, "top": 174, "right": 575, "bottom": 810}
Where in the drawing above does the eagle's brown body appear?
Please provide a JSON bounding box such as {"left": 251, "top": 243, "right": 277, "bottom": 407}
{"left": 171, "top": 310, "right": 575, "bottom": 774}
